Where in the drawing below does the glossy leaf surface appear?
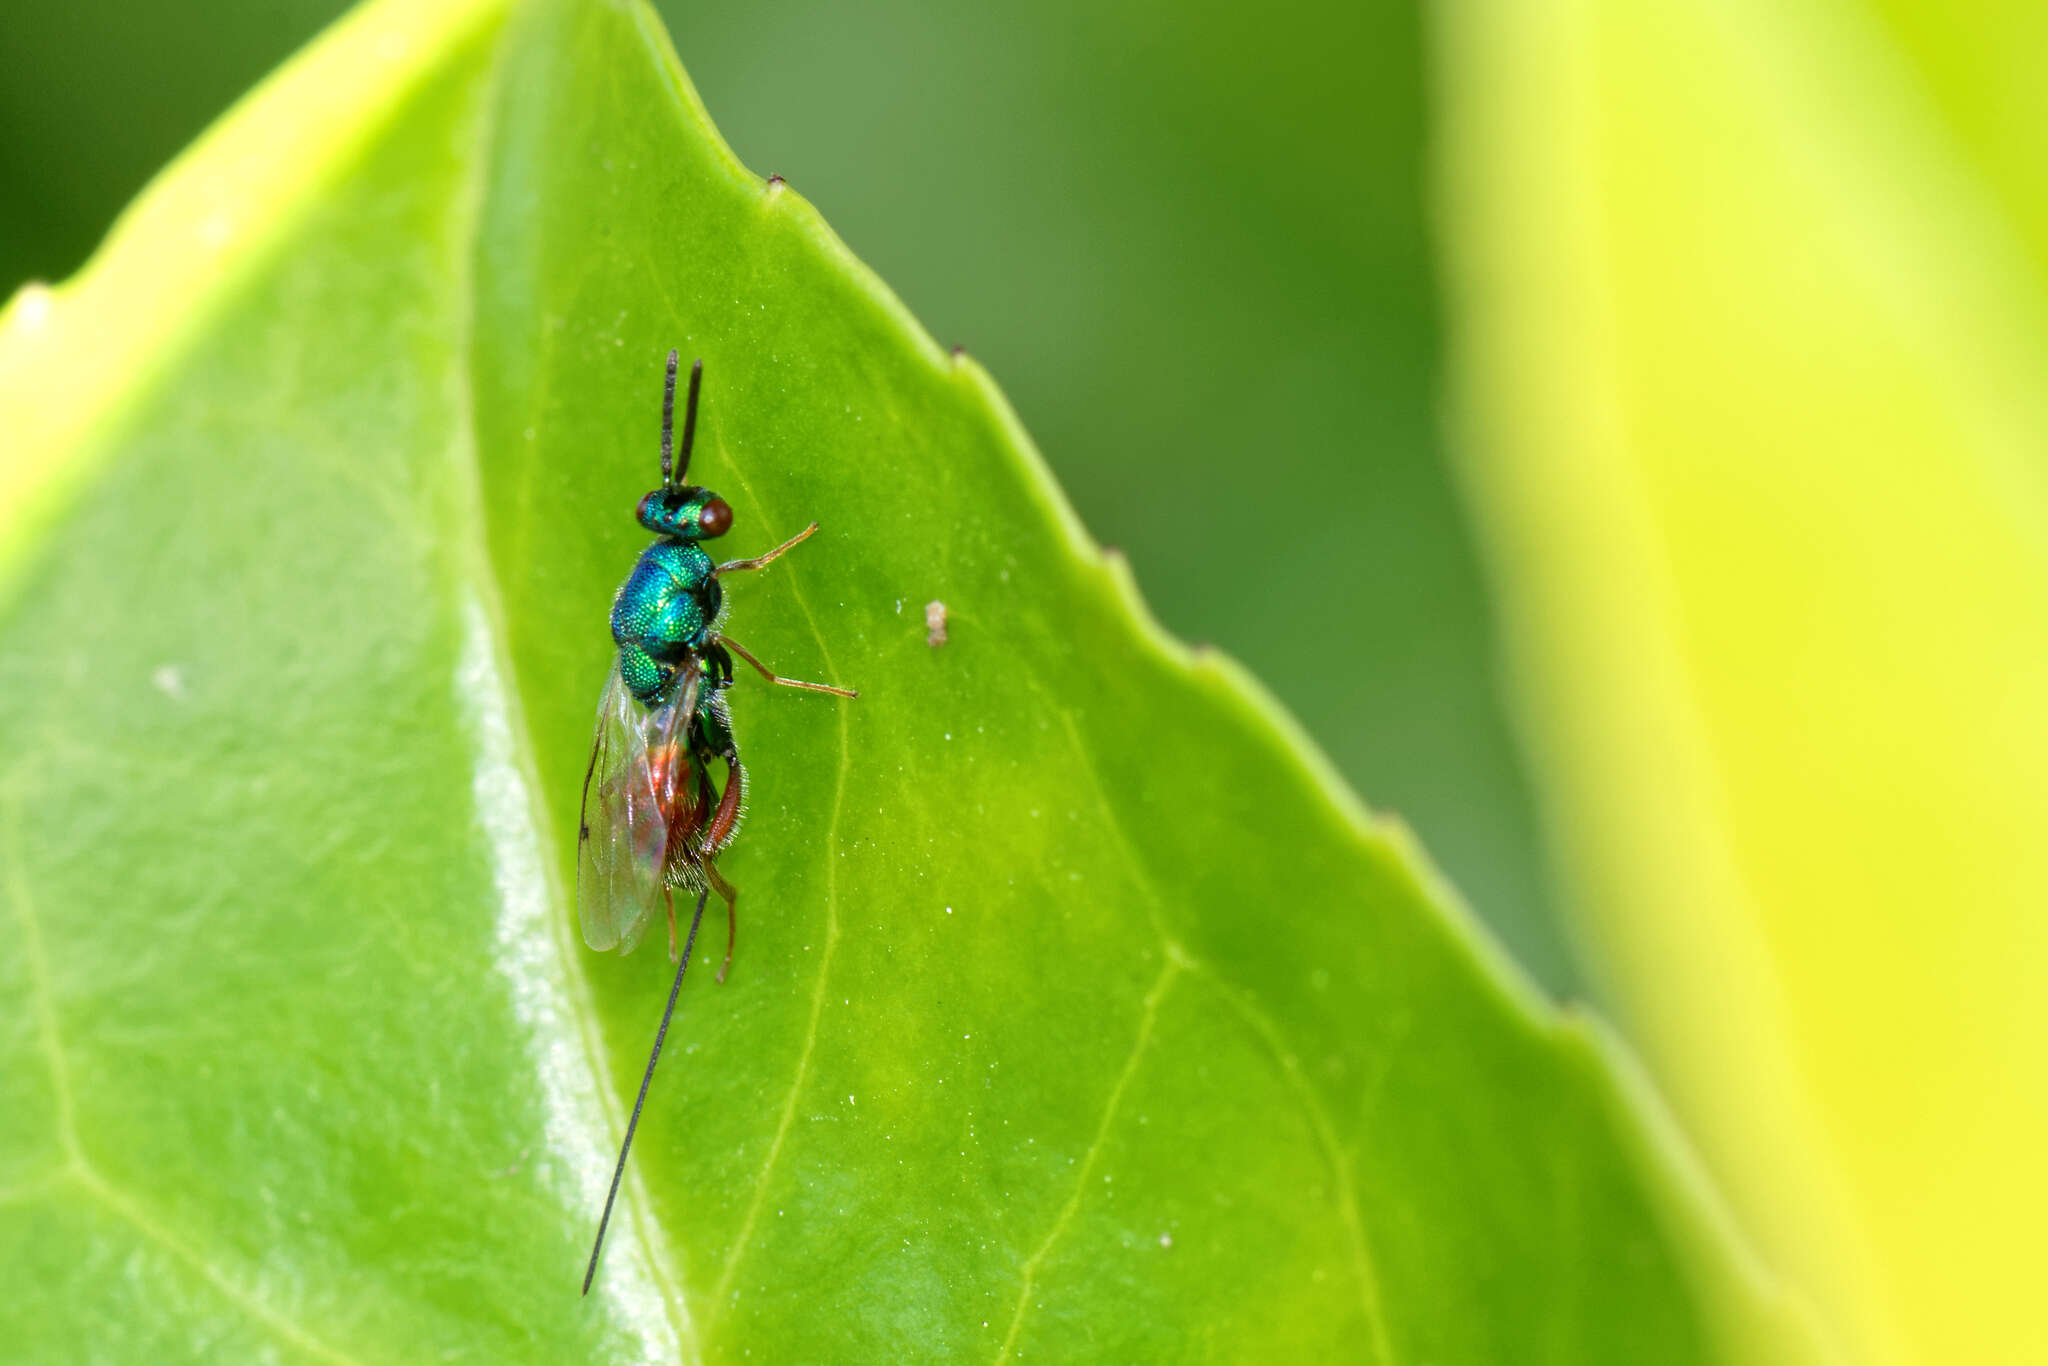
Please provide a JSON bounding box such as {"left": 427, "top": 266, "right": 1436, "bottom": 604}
{"left": 1, "top": 0, "right": 1812, "bottom": 1359}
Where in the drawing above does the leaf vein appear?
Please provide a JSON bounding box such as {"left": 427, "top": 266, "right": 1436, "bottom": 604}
{"left": 447, "top": 33, "right": 694, "bottom": 1352}
{"left": 4, "top": 787, "right": 79, "bottom": 1164}
{"left": 1049, "top": 708, "right": 1396, "bottom": 1360}
{"left": 1198, "top": 966, "right": 1394, "bottom": 1363}
{"left": 74, "top": 1167, "right": 367, "bottom": 1366}
{"left": 993, "top": 956, "right": 1183, "bottom": 1364}
{"left": 703, "top": 459, "right": 853, "bottom": 1329}
{"left": 6, "top": 793, "right": 364, "bottom": 1366}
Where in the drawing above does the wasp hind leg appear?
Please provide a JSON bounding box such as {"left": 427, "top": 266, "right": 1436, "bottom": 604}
{"left": 700, "top": 757, "right": 744, "bottom": 984}
{"left": 704, "top": 860, "right": 739, "bottom": 984}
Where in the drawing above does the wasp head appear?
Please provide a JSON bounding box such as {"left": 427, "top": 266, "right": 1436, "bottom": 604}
{"left": 636, "top": 485, "right": 733, "bottom": 540}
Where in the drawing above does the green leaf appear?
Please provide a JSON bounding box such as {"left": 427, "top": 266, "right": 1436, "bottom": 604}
{"left": 3, "top": 0, "right": 1583, "bottom": 1003}
{"left": 0, "top": 0, "right": 1817, "bottom": 1360}
{"left": 653, "top": 0, "right": 1581, "bottom": 995}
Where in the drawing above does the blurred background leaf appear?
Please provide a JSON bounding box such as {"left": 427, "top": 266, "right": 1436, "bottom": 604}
{"left": 1435, "top": 3, "right": 2048, "bottom": 1365}
{"left": 0, "top": 0, "right": 1582, "bottom": 997}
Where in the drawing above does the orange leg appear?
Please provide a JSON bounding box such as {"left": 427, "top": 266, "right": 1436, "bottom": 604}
{"left": 702, "top": 754, "right": 746, "bottom": 983}
{"left": 718, "top": 522, "right": 818, "bottom": 575}
{"left": 717, "top": 635, "right": 857, "bottom": 698}
{"left": 705, "top": 752, "right": 745, "bottom": 848}
{"left": 705, "top": 861, "right": 739, "bottom": 984}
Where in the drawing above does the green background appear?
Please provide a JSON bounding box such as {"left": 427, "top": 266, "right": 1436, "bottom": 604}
{"left": 0, "top": 0, "right": 1579, "bottom": 996}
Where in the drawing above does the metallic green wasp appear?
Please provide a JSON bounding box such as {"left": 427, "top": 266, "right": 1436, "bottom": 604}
{"left": 577, "top": 351, "right": 855, "bottom": 1294}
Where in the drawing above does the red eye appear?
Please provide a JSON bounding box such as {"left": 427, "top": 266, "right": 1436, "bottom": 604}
{"left": 699, "top": 498, "right": 733, "bottom": 536}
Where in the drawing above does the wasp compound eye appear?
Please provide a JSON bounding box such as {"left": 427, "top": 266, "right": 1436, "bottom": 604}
{"left": 698, "top": 498, "right": 733, "bottom": 538}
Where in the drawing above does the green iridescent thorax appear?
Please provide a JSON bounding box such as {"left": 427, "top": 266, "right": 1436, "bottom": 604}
{"left": 611, "top": 538, "right": 723, "bottom": 706}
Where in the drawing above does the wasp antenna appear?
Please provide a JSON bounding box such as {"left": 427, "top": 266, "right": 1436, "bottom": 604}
{"left": 658, "top": 350, "right": 680, "bottom": 488}
{"left": 675, "top": 358, "right": 705, "bottom": 483}
{"left": 582, "top": 887, "right": 709, "bottom": 1296}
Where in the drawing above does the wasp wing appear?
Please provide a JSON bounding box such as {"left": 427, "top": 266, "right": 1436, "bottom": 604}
{"left": 575, "top": 664, "right": 698, "bottom": 953}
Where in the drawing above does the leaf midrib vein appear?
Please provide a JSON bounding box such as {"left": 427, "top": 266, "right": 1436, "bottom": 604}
{"left": 445, "top": 9, "right": 697, "bottom": 1353}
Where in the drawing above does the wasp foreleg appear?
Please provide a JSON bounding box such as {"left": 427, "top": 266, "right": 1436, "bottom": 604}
{"left": 717, "top": 521, "right": 818, "bottom": 575}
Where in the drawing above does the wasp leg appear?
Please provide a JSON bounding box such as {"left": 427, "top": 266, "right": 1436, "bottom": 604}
{"left": 706, "top": 749, "right": 745, "bottom": 848}
{"left": 705, "top": 861, "right": 739, "bottom": 985}
{"left": 716, "top": 635, "right": 858, "bottom": 698}
{"left": 717, "top": 521, "right": 817, "bottom": 575}
{"left": 703, "top": 643, "right": 736, "bottom": 691}
{"left": 702, "top": 751, "right": 746, "bottom": 984}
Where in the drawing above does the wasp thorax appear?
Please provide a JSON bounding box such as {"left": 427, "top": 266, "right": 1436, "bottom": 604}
{"left": 636, "top": 487, "right": 734, "bottom": 539}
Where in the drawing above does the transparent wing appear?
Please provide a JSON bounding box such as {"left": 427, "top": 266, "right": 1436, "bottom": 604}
{"left": 575, "top": 665, "right": 698, "bottom": 953}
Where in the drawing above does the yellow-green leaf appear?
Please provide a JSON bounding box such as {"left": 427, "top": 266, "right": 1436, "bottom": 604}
{"left": 1436, "top": 2, "right": 2048, "bottom": 1362}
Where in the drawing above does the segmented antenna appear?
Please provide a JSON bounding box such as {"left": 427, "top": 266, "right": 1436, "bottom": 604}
{"left": 658, "top": 350, "right": 680, "bottom": 488}
{"left": 582, "top": 887, "right": 709, "bottom": 1295}
{"left": 675, "top": 358, "right": 705, "bottom": 483}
